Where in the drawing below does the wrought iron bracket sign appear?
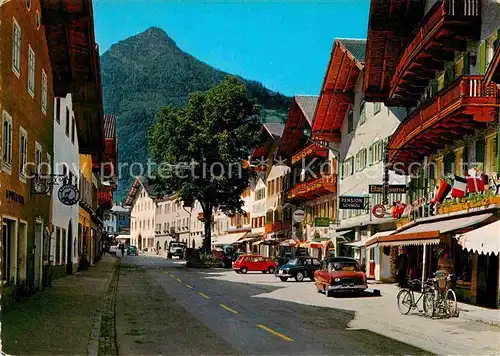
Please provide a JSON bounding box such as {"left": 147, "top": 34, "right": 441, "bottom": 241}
{"left": 369, "top": 184, "right": 407, "bottom": 194}
{"left": 58, "top": 184, "right": 80, "bottom": 206}
{"left": 32, "top": 174, "right": 80, "bottom": 206}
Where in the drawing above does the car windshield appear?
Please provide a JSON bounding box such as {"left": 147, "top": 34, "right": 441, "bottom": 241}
{"left": 328, "top": 261, "right": 359, "bottom": 271}
{"left": 286, "top": 258, "right": 299, "bottom": 266}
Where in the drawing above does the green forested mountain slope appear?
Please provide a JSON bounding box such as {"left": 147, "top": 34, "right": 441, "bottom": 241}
{"left": 100, "top": 27, "right": 291, "bottom": 200}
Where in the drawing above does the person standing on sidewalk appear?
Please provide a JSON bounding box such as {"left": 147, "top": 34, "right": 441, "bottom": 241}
{"left": 120, "top": 244, "right": 125, "bottom": 258}
{"left": 396, "top": 247, "right": 409, "bottom": 287}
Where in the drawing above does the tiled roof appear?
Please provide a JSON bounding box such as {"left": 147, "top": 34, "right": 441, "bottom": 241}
{"left": 338, "top": 38, "right": 366, "bottom": 63}
{"left": 103, "top": 114, "right": 116, "bottom": 139}
{"left": 295, "top": 95, "right": 318, "bottom": 124}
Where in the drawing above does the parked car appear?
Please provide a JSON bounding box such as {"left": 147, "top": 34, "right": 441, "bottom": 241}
{"left": 127, "top": 245, "right": 138, "bottom": 256}
{"left": 233, "top": 254, "right": 277, "bottom": 274}
{"left": 314, "top": 257, "right": 367, "bottom": 296}
{"left": 275, "top": 256, "right": 322, "bottom": 282}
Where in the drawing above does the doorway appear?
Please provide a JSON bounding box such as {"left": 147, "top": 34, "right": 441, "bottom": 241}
{"left": 138, "top": 234, "right": 142, "bottom": 250}
{"left": 67, "top": 221, "right": 73, "bottom": 274}
{"left": 477, "top": 254, "right": 499, "bottom": 308}
{"left": 18, "top": 221, "right": 28, "bottom": 281}
{"left": 34, "top": 221, "right": 43, "bottom": 290}
{"left": 2, "top": 221, "right": 11, "bottom": 283}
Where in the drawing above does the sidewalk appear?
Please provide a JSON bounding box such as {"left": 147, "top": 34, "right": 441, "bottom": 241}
{"left": 2, "top": 255, "right": 118, "bottom": 355}
{"left": 368, "top": 280, "right": 500, "bottom": 326}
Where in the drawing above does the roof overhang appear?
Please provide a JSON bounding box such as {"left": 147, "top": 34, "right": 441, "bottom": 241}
{"left": 311, "top": 39, "right": 364, "bottom": 142}
{"left": 363, "top": 0, "right": 426, "bottom": 102}
{"left": 41, "top": 0, "right": 103, "bottom": 154}
{"left": 279, "top": 98, "right": 311, "bottom": 158}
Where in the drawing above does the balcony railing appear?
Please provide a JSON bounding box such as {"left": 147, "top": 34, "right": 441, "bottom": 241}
{"left": 287, "top": 174, "right": 337, "bottom": 201}
{"left": 390, "top": 0, "right": 481, "bottom": 104}
{"left": 291, "top": 143, "right": 328, "bottom": 165}
{"left": 389, "top": 76, "right": 499, "bottom": 165}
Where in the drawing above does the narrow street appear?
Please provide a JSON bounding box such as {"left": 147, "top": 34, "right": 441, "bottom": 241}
{"left": 116, "top": 256, "right": 427, "bottom": 355}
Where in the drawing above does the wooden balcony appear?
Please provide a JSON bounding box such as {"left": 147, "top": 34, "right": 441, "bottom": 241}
{"left": 287, "top": 175, "right": 337, "bottom": 201}
{"left": 389, "top": 0, "right": 481, "bottom": 106}
{"left": 98, "top": 189, "right": 113, "bottom": 210}
{"left": 389, "top": 76, "right": 500, "bottom": 169}
{"left": 291, "top": 143, "right": 328, "bottom": 166}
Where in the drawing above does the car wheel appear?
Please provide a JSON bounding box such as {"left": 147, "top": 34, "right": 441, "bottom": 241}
{"left": 262, "top": 270, "right": 267, "bottom": 274}
{"left": 279, "top": 277, "right": 288, "bottom": 282}
{"left": 268, "top": 266, "right": 275, "bottom": 274}
{"left": 235, "top": 270, "right": 241, "bottom": 274}
{"left": 240, "top": 267, "right": 248, "bottom": 274}
{"left": 295, "top": 272, "right": 304, "bottom": 282}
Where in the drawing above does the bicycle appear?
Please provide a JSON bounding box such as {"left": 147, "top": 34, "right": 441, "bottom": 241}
{"left": 427, "top": 271, "right": 458, "bottom": 318}
{"left": 397, "top": 279, "right": 435, "bottom": 317}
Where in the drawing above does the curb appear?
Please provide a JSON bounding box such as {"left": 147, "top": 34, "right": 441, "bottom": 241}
{"left": 86, "top": 257, "right": 120, "bottom": 356}
{"left": 459, "top": 313, "right": 500, "bottom": 327}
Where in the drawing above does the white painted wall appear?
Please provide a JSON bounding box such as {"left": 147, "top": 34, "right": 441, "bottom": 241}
{"left": 338, "top": 75, "right": 408, "bottom": 231}
{"left": 130, "top": 184, "right": 156, "bottom": 250}
{"left": 251, "top": 178, "right": 266, "bottom": 236}
{"left": 51, "top": 94, "right": 79, "bottom": 268}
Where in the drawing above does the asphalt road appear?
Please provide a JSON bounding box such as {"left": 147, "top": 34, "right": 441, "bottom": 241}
{"left": 116, "top": 255, "right": 428, "bottom": 355}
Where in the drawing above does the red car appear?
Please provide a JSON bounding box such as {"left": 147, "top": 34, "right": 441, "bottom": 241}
{"left": 314, "top": 257, "right": 367, "bottom": 296}
{"left": 233, "top": 254, "right": 277, "bottom": 274}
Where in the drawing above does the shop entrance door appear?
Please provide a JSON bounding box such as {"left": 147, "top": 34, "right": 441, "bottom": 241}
{"left": 477, "top": 254, "right": 499, "bottom": 308}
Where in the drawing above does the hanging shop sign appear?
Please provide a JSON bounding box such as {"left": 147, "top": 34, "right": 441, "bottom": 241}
{"left": 369, "top": 184, "right": 407, "bottom": 194}
{"left": 293, "top": 209, "right": 306, "bottom": 223}
{"left": 58, "top": 184, "right": 80, "bottom": 206}
{"left": 339, "top": 196, "right": 365, "bottom": 210}
{"left": 372, "top": 204, "right": 386, "bottom": 219}
{"left": 314, "top": 217, "right": 330, "bottom": 227}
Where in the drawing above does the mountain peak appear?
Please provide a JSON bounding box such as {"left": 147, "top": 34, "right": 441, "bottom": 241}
{"left": 137, "top": 26, "right": 178, "bottom": 48}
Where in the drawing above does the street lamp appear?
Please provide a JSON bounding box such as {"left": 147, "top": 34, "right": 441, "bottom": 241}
{"left": 302, "top": 127, "right": 341, "bottom": 257}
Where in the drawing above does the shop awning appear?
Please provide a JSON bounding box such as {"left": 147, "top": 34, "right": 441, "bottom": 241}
{"left": 212, "top": 232, "right": 248, "bottom": 245}
{"left": 455, "top": 220, "right": 500, "bottom": 256}
{"left": 252, "top": 240, "right": 263, "bottom": 246}
{"left": 344, "top": 239, "right": 366, "bottom": 248}
{"left": 235, "top": 237, "right": 257, "bottom": 244}
{"left": 310, "top": 241, "right": 326, "bottom": 249}
{"left": 299, "top": 241, "right": 311, "bottom": 248}
{"left": 372, "top": 214, "right": 492, "bottom": 247}
{"left": 365, "top": 231, "right": 396, "bottom": 248}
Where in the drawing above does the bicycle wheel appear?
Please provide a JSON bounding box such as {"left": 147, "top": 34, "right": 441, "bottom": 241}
{"left": 397, "top": 289, "right": 413, "bottom": 315}
{"left": 446, "top": 289, "right": 458, "bottom": 317}
{"left": 423, "top": 288, "right": 435, "bottom": 318}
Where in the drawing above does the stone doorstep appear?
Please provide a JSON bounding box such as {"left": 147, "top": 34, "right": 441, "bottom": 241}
{"left": 368, "top": 281, "right": 500, "bottom": 327}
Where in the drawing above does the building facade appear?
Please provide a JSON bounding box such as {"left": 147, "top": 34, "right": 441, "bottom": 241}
{"left": 0, "top": 0, "right": 54, "bottom": 300}
{"left": 51, "top": 94, "right": 79, "bottom": 277}
{"left": 363, "top": 0, "right": 500, "bottom": 308}
{"left": 103, "top": 204, "right": 131, "bottom": 235}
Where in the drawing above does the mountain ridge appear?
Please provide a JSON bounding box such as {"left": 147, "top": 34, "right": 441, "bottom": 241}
{"left": 100, "top": 27, "right": 292, "bottom": 200}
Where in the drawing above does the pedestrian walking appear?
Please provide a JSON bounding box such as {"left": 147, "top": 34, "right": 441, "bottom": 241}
{"left": 120, "top": 244, "right": 125, "bottom": 258}
{"left": 396, "top": 247, "right": 408, "bottom": 287}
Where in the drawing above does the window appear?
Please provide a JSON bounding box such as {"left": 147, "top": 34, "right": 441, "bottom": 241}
{"left": 371, "top": 140, "right": 383, "bottom": 163}
{"left": 35, "top": 142, "right": 42, "bottom": 174}
{"left": 342, "top": 157, "right": 354, "bottom": 179}
{"left": 56, "top": 98, "right": 61, "bottom": 123}
{"left": 475, "top": 139, "right": 486, "bottom": 171}
{"left": 368, "top": 146, "right": 373, "bottom": 166}
{"left": 28, "top": 46, "right": 35, "bottom": 96}
{"left": 359, "top": 102, "right": 366, "bottom": 126}
{"left": 12, "top": 19, "right": 21, "bottom": 75}
{"left": 486, "top": 134, "right": 498, "bottom": 174}
{"left": 373, "top": 102, "right": 381, "bottom": 115}
{"left": 71, "top": 117, "right": 76, "bottom": 143}
{"left": 347, "top": 110, "right": 354, "bottom": 134}
{"left": 2, "top": 111, "right": 13, "bottom": 170}
{"left": 26, "top": 0, "right": 31, "bottom": 10}
{"left": 358, "top": 148, "right": 367, "bottom": 171}
{"left": 19, "top": 127, "right": 28, "bottom": 180}
{"left": 41, "top": 70, "right": 48, "bottom": 114}
{"left": 65, "top": 108, "right": 70, "bottom": 136}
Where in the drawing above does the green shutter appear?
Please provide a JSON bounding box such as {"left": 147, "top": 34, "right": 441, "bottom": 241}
{"left": 476, "top": 139, "right": 486, "bottom": 169}
{"left": 444, "top": 153, "right": 454, "bottom": 175}
{"left": 463, "top": 52, "right": 470, "bottom": 75}
{"left": 479, "top": 41, "right": 487, "bottom": 75}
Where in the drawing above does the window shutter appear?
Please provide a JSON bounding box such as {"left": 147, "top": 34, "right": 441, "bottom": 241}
{"left": 463, "top": 52, "right": 470, "bottom": 75}
{"left": 479, "top": 41, "right": 487, "bottom": 74}
{"left": 476, "top": 139, "right": 486, "bottom": 169}
{"left": 368, "top": 146, "right": 373, "bottom": 165}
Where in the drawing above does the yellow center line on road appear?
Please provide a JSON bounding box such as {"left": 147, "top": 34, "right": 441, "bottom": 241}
{"left": 176, "top": 278, "right": 182, "bottom": 283}
{"left": 219, "top": 304, "right": 238, "bottom": 314}
{"left": 170, "top": 274, "right": 175, "bottom": 278}
{"left": 186, "top": 284, "right": 193, "bottom": 289}
{"left": 198, "top": 292, "right": 210, "bottom": 299}
{"left": 257, "top": 324, "right": 294, "bottom": 342}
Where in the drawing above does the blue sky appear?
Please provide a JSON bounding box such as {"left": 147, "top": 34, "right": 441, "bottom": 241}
{"left": 94, "top": 0, "right": 370, "bottom": 96}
